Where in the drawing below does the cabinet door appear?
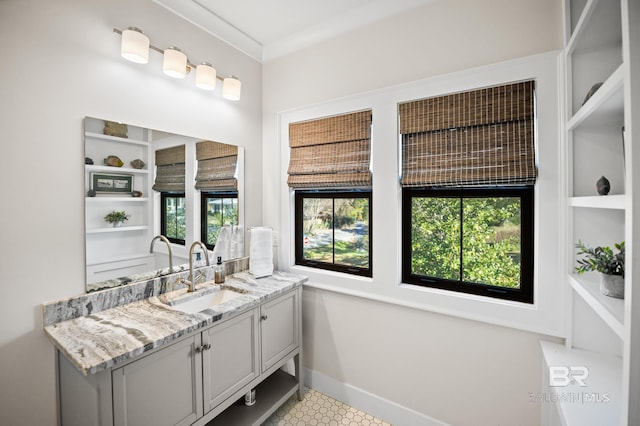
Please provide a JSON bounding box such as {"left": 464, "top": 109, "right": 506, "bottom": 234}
{"left": 112, "top": 334, "right": 203, "bottom": 426}
{"left": 202, "top": 308, "right": 259, "bottom": 412}
{"left": 261, "top": 289, "right": 299, "bottom": 373}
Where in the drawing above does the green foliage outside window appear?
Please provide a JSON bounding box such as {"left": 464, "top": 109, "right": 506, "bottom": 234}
{"left": 204, "top": 196, "right": 238, "bottom": 247}
{"left": 295, "top": 192, "right": 371, "bottom": 277}
{"left": 411, "top": 196, "right": 521, "bottom": 288}
{"left": 302, "top": 197, "right": 370, "bottom": 269}
{"left": 164, "top": 195, "right": 185, "bottom": 242}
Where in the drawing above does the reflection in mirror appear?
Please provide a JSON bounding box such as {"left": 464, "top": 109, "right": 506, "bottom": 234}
{"left": 84, "top": 117, "right": 244, "bottom": 292}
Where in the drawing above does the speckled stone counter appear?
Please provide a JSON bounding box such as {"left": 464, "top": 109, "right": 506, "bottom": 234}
{"left": 43, "top": 270, "right": 307, "bottom": 376}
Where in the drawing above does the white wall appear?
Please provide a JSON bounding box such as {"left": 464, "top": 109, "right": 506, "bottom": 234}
{"left": 0, "top": 0, "right": 261, "bottom": 424}
{"left": 262, "top": 0, "right": 563, "bottom": 424}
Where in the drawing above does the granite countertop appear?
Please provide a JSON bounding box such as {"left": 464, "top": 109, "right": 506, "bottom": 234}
{"left": 43, "top": 271, "right": 307, "bottom": 376}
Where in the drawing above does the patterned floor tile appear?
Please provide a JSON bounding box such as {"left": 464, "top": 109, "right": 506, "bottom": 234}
{"left": 262, "top": 388, "right": 392, "bottom": 426}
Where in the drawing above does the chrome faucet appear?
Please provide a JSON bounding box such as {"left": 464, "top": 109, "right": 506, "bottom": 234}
{"left": 182, "top": 241, "right": 210, "bottom": 292}
{"left": 150, "top": 235, "right": 173, "bottom": 273}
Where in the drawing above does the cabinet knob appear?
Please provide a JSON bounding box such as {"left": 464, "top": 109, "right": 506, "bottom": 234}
{"left": 194, "top": 346, "right": 203, "bottom": 354}
{"left": 203, "top": 343, "right": 211, "bottom": 350}
{"left": 260, "top": 315, "right": 268, "bottom": 321}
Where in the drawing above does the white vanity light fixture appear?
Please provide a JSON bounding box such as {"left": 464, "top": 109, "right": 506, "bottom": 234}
{"left": 163, "top": 47, "right": 187, "bottom": 79}
{"left": 120, "top": 27, "right": 149, "bottom": 64}
{"left": 113, "top": 27, "right": 241, "bottom": 100}
{"left": 195, "top": 63, "right": 217, "bottom": 91}
{"left": 222, "top": 76, "right": 242, "bottom": 101}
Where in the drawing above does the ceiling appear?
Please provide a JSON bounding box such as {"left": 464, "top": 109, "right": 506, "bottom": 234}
{"left": 154, "top": 0, "right": 434, "bottom": 62}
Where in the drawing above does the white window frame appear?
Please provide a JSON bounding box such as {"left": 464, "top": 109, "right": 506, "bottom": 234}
{"left": 277, "top": 51, "right": 564, "bottom": 336}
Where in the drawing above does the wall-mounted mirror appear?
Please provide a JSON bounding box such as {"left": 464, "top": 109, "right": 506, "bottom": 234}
{"left": 84, "top": 117, "right": 244, "bottom": 292}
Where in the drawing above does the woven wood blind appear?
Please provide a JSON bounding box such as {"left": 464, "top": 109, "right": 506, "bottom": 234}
{"left": 195, "top": 141, "right": 238, "bottom": 191}
{"left": 400, "top": 80, "right": 536, "bottom": 187}
{"left": 288, "top": 110, "right": 372, "bottom": 189}
{"left": 152, "top": 145, "right": 185, "bottom": 192}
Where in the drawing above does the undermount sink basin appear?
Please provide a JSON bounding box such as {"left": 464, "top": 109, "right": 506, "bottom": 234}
{"left": 168, "top": 288, "right": 245, "bottom": 314}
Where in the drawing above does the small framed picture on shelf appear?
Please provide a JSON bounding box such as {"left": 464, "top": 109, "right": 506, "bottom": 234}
{"left": 91, "top": 173, "right": 133, "bottom": 194}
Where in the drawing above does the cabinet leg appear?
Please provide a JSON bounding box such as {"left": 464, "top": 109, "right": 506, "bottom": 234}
{"left": 294, "top": 354, "right": 304, "bottom": 401}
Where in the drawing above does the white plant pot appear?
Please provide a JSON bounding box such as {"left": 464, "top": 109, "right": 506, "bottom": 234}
{"left": 600, "top": 273, "right": 624, "bottom": 299}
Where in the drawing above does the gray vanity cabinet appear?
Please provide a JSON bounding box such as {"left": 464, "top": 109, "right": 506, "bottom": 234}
{"left": 112, "top": 334, "right": 203, "bottom": 426}
{"left": 56, "top": 287, "right": 302, "bottom": 426}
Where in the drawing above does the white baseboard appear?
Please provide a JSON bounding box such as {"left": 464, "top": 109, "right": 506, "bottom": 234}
{"left": 303, "top": 368, "right": 448, "bottom": 426}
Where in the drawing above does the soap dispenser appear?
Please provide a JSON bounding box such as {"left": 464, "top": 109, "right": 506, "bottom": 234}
{"left": 214, "top": 256, "right": 225, "bottom": 284}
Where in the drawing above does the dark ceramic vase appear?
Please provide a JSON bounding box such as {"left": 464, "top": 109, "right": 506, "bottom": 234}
{"left": 596, "top": 176, "right": 610, "bottom": 195}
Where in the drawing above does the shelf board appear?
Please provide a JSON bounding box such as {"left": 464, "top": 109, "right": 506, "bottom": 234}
{"left": 567, "top": 0, "right": 622, "bottom": 55}
{"left": 540, "top": 341, "right": 622, "bottom": 426}
{"left": 85, "top": 164, "right": 149, "bottom": 175}
{"left": 568, "top": 64, "right": 624, "bottom": 131}
{"left": 568, "top": 194, "right": 626, "bottom": 210}
{"left": 206, "top": 370, "right": 298, "bottom": 426}
{"left": 86, "top": 252, "right": 154, "bottom": 267}
{"left": 86, "top": 225, "right": 148, "bottom": 234}
{"left": 85, "top": 131, "right": 148, "bottom": 146}
{"left": 569, "top": 273, "right": 624, "bottom": 338}
{"left": 85, "top": 197, "right": 149, "bottom": 203}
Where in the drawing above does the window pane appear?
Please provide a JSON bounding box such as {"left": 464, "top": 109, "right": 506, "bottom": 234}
{"left": 302, "top": 198, "right": 334, "bottom": 263}
{"left": 222, "top": 198, "right": 238, "bottom": 226}
{"left": 410, "top": 197, "right": 460, "bottom": 281}
{"left": 205, "top": 198, "right": 223, "bottom": 246}
{"left": 165, "top": 196, "right": 185, "bottom": 240}
{"left": 334, "top": 198, "right": 370, "bottom": 268}
{"left": 462, "top": 197, "right": 521, "bottom": 288}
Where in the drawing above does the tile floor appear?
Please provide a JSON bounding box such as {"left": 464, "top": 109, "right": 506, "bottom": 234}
{"left": 262, "top": 388, "right": 392, "bottom": 426}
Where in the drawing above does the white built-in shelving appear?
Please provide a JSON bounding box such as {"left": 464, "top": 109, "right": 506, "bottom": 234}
{"left": 568, "top": 194, "right": 626, "bottom": 209}
{"left": 541, "top": 0, "right": 639, "bottom": 424}
{"left": 84, "top": 117, "right": 154, "bottom": 285}
{"left": 85, "top": 164, "right": 150, "bottom": 175}
{"left": 85, "top": 225, "right": 149, "bottom": 234}
{"left": 540, "top": 341, "right": 622, "bottom": 426}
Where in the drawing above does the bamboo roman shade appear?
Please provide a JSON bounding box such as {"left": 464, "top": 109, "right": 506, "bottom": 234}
{"left": 399, "top": 80, "right": 536, "bottom": 187}
{"left": 195, "top": 141, "right": 238, "bottom": 191}
{"left": 152, "top": 145, "right": 185, "bottom": 192}
{"left": 288, "top": 110, "right": 372, "bottom": 189}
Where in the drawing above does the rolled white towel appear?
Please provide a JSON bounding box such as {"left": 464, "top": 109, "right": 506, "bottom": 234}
{"left": 250, "top": 227, "right": 273, "bottom": 278}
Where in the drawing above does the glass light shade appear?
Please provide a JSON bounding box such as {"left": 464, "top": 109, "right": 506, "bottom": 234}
{"left": 222, "top": 76, "right": 241, "bottom": 101}
{"left": 163, "top": 47, "right": 187, "bottom": 79}
{"left": 195, "top": 63, "right": 217, "bottom": 90}
{"left": 121, "top": 28, "right": 149, "bottom": 64}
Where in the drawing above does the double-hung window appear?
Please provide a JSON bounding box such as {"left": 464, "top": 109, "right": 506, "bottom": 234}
{"left": 400, "top": 81, "right": 537, "bottom": 303}
{"left": 153, "top": 145, "right": 186, "bottom": 245}
{"left": 288, "top": 110, "right": 373, "bottom": 277}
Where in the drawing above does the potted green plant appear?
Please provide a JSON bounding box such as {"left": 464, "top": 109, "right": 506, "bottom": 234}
{"left": 104, "top": 210, "right": 130, "bottom": 227}
{"left": 575, "top": 240, "right": 625, "bottom": 298}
